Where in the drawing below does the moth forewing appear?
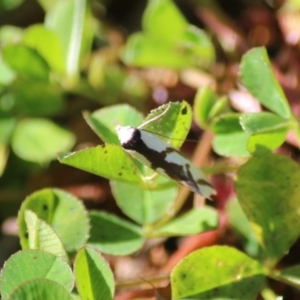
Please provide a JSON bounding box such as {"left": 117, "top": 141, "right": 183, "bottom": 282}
{"left": 116, "top": 125, "right": 216, "bottom": 199}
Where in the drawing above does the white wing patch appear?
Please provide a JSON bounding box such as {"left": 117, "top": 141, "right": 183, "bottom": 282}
{"left": 116, "top": 126, "right": 216, "bottom": 199}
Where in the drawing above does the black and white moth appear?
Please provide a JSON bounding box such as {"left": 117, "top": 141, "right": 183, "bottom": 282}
{"left": 116, "top": 125, "right": 216, "bottom": 199}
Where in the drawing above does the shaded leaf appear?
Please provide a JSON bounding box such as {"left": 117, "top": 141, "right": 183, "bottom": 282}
{"left": 153, "top": 207, "right": 218, "bottom": 237}
{"left": 87, "top": 211, "right": 144, "bottom": 255}
{"left": 111, "top": 178, "right": 178, "bottom": 225}
{"left": 235, "top": 154, "right": 300, "bottom": 266}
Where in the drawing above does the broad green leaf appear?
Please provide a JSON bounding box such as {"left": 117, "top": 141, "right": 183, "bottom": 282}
{"left": 276, "top": 265, "right": 300, "bottom": 289}
{"left": 194, "top": 86, "right": 218, "bottom": 129}
{"left": 212, "top": 114, "right": 250, "bottom": 157}
{"left": 0, "top": 249, "right": 74, "bottom": 300}
{"left": 240, "top": 47, "right": 290, "bottom": 119}
{"left": 140, "top": 101, "right": 192, "bottom": 149}
{"left": 240, "top": 112, "right": 290, "bottom": 134}
{"left": 84, "top": 104, "right": 144, "bottom": 144}
{"left": 9, "top": 279, "right": 73, "bottom": 300}
{"left": 58, "top": 145, "right": 144, "bottom": 185}
{"left": 213, "top": 132, "right": 250, "bottom": 157}
{"left": 153, "top": 207, "right": 218, "bottom": 237}
{"left": 212, "top": 113, "right": 243, "bottom": 134}
{"left": 121, "top": 33, "right": 192, "bottom": 69}
{"left": 0, "top": 117, "right": 16, "bottom": 144}
{"left": 0, "top": 0, "right": 23, "bottom": 11}
{"left": 87, "top": 211, "right": 144, "bottom": 255}
{"left": 171, "top": 246, "right": 265, "bottom": 299}
{"left": 10, "top": 81, "right": 64, "bottom": 116}
{"left": 18, "top": 188, "right": 89, "bottom": 252}
{"left": 23, "top": 24, "right": 65, "bottom": 74}
{"left": 235, "top": 154, "right": 300, "bottom": 266}
{"left": 226, "top": 198, "right": 260, "bottom": 257}
{"left": 240, "top": 112, "right": 290, "bottom": 154}
{"left": 111, "top": 178, "right": 178, "bottom": 225}
{"left": 74, "top": 248, "right": 114, "bottom": 300}
{"left": 45, "top": 0, "right": 94, "bottom": 83}
{"left": 25, "top": 210, "right": 69, "bottom": 262}
{"left": 181, "top": 25, "right": 215, "bottom": 67}
{"left": 2, "top": 44, "right": 50, "bottom": 81}
{"left": 247, "top": 130, "right": 289, "bottom": 155}
{"left": 122, "top": 0, "right": 214, "bottom": 69}
{"left": 208, "top": 96, "right": 230, "bottom": 121}
{"left": 0, "top": 57, "right": 15, "bottom": 84}
{"left": 12, "top": 118, "right": 75, "bottom": 163}
{"left": 142, "top": 0, "right": 187, "bottom": 42}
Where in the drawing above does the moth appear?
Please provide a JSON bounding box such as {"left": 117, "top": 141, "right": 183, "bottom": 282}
{"left": 116, "top": 125, "right": 216, "bottom": 199}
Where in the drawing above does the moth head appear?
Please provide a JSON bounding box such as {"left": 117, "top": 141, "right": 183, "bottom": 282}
{"left": 115, "top": 125, "right": 136, "bottom": 146}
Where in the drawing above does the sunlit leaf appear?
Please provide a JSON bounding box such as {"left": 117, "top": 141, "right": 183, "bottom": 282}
{"left": 171, "top": 246, "right": 265, "bottom": 299}
{"left": 74, "top": 248, "right": 114, "bottom": 300}
{"left": 240, "top": 47, "right": 290, "bottom": 119}
{"left": 0, "top": 249, "right": 74, "bottom": 300}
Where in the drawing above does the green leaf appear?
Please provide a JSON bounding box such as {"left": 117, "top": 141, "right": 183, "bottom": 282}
{"left": 122, "top": 0, "right": 214, "bottom": 69}
{"left": 23, "top": 24, "right": 65, "bottom": 74}
{"left": 58, "top": 145, "right": 144, "bottom": 185}
{"left": 0, "top": 0, "right": 24, "bottom": 11}
{"left": 12, "top": 118, "right": 75, "bottom": 163}
{"left": 74, "top": 247, "right": 114, "bottom": 300}
{"left": 18, "top": 188, "right": 89, "bottom": 252}
{"left": 111, "top": 178, "right": 178, "bottom": 225}
{"left": 212, "top": 114, "right": 250, "bottom": 157}
{"left": 121, "top": 33, "right": 192, "bottom": 69}
{"left": 194, "top": 86, "right": 218, "bottom": 129}
{"left": 0, "top": 117, "right": 16, "bottom": 144}
{"left": 240, "top": 112, "right": 290, "bottom": 154}
{"left": 240, "top": 47, "right": 290, "bottom": 119}
{"left": 45, "top": 0, "right": 94, "bottom": 83}
{"left": 276, "top": 265, "right": 300, "bottom": 289}
{"left": 2, "top": 44, "right": 50, "bottom": 81}
{"left": 87, "top": 211, "right": 144, "bottom": 255}
{"left": 226, "top": 198, "right": 260, "bottom": 257}
{"left": 0, "top": 249, "right": 74, "bottom": 300}
{"left": 24, "top": 210, "right": 69, "bottom": 262}
{"left": 212, "top": 113, "right": 243, "bottom": 134}
{"left": 10, "top": 81, "right": 64, "bottom": 116}
{"left": 153, "top": 207, "right": 218, "bottom": 237}
{"left": 171, "top": 246, "right": 265, "bottom": 299}
{"left": 235, "top": 154, "right": 300, "bottom": 266}
{"left": 142, "top": 0, "right": 187, "bottom": 42}
{"left": 84, "top": 104, "right": 144, "bottom": 144}
{"left": 0, "top": 56, "right": 15, "bottom": 84}
{"left": 240, "top": 112, "right": 290, "bottom": 134}
{"left": 140, "top": 101, "right": 192, "bottom": 149}
{"left": 180, "top": 25, "right": 215, "bottom": 67}
{"left": 9, "top": 279, "right": 73, "bottom": 300}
